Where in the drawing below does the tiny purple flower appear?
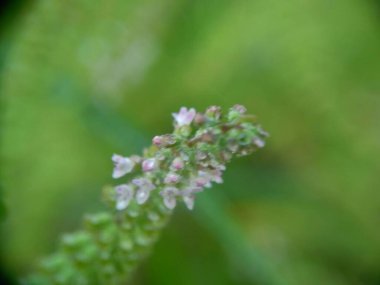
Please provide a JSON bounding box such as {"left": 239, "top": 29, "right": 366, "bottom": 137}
{"left": 193, "top": 171, "right": 212, "bottom": 188}
{"left": 160, "top": 187, "right": 179, "bottom": 210}
{"left": 136, "top": 188, "right": 150, "bottom": 204}
{"left": 208, "top": 169, "right": 223, "bottom": 184}
{"left": 180, "top": 188, "right": 202, "bottom": 210}
{"left": 152, "top": 134, "right": 176, "bottom": 147}
{"left": 115, "top": 184, "right": 134, "bottom": 210}
{"left": 132, "top": 178, "right": 155, "bottom": 190}
{"left": 142, "top": 158, "right": 157, "bottom": 172}
{"left": 164, "top": 173, "right": 181, "bottom": 184}
{"left": 152, "top": 136, "right": 162, "bottom": 146}
{"left": 132, "top": 178, "right": 155, "bottom": 204}
{"left": 172, "top": 107, "right": 196, "bottom": 127}
{"left": 171, "top": 157, "right": 184, "bottom": 171}
{"left": 112, "top": 154, "right": 135, "bottom": 179}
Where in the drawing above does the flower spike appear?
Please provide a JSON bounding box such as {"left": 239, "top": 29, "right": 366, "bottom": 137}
{"left": 113, "top": 105, "right": 268, "bottom": 211}
{"left": 27, "top": 105, "right": 267, "bottom": 285}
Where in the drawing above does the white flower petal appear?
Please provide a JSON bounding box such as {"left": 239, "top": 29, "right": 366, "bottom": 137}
{"left": 164, "top": 173, "right": 180, "bottom": 184}
{"left": 160, "top": 187, "right": 179, "bottom": 209}
{"left": 112, "top": 154, "right": 135, "bottom": 178}
{"left": 183, "top": 195, "right": 195, "bottom": 210}
{"left": 142, "top": 158, "right": 156, "bottom": 172}
{"left": 116, "top": 200, "right": 129, "bottom": 210}
{"left": 252, "top": 137, "right": 265, "bottom": 148}
{"left": 136, "top": 188, "right": 150, "bottom": 204}
{"left": 115, "top": 184, "right": 134, "bottom": 210}
{"left": 132, "top": 178, "right": 155, "bottom": 190}
{"left": 163, "top": 196, "right": 177, "bottom": 210}
{"left": 172, "top": 107, "right": 196, "bottom": 126}
{"left": 171, "top": 157, "right": 184, "bottom": 170}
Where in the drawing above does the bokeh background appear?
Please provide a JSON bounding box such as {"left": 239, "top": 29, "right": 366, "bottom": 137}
{"left": 1, "top": 0, "right": 380, "bottom": 284}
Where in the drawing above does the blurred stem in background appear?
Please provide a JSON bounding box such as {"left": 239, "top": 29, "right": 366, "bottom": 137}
{"left": 196, "top": 192, "right": 287, "bottom": 285}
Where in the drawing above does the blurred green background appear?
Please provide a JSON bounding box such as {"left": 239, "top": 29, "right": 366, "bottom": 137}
{"left": 1, "top": 0, "right": 379, "bottom": 284}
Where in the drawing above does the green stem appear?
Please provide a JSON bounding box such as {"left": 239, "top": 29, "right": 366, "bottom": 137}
{"left": 25, "top": 193, "right": 171, "bottom": 285}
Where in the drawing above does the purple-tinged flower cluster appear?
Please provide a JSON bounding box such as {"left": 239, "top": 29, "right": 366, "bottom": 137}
{"left": 112, "top": 105, "right": 268, "bottom": 211}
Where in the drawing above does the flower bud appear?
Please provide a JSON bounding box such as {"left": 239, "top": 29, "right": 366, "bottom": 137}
{"left": 152, "top": 136, "right": 163, "bottom": 146}
{"left": 194, "top": 113, "right": 206, "bottom": 125}
{"left": 164, "top": 173, "right": 181, "bottom": 184}
{"left": 142, "top": 158, "right": 157, "bottom": 172}
{"left": 171, "top": 157, "right": 184, "bottom": 170}
{"left": 152, "top": 134, "right": 176, "bottom": 147}
{"left": 232, "top": 104, "right": 247, "bottom": 114}
{"left": 205, "top": 105, "right": 221, "bottom": 120}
